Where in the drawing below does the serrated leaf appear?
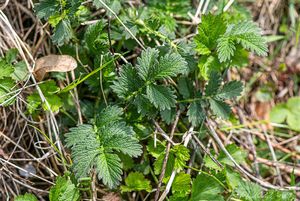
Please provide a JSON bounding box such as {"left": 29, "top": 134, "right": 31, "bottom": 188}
{"left": 177, "top": 77, "right": 193, "bottom": 99}
{"left": 263, "top": 190, "right": 295, "bottom": 201}
{"left": 172, "top": 145, "right": 190, "bottom": 170}
{"left": 187, "top": 102, "right": 205, "bottom": 127}
{"left": 137, "top": 48, "right": 159, "bottom": 81}
{"left": 65, "top": 107, "right": 142, "bottom": 188}
{"left": 49, "top": 174, "right": 80, "bottom": 201}
{"left": 209, "top": 99, "right": 231, "bottom": 119}
{"left": 190, "top": 174, "right": 224, "bottom": 201}
{"left": 154, "top": 52, "right": 188, "bottom": 79}
{"left": 194, "top": 14, "right": 226, "bottom": 51}
{"left": 0, "top": 60, "right": 14, "bottom": 79}
{"left": 121, "top": 172, "right": 152, "bottom": 192}
{"left": 35, "top": 0, "right": 59, "bottom": 19}
{"left": 235, "top": 180, "right": 262, "bottom": 201}
{"left": 95, "top": 152, "right": 123, "bottom": 188}
{"left": 5, "top": 48, "right": 18, "bottom": 63}
{"left": 134, "top": 94, "right": 157, "bottom": 116}
{"left": 217, "top": 36, "right": 236, "bottom": 62}
{"left": 111, "top": 64, "right": 144, "bottom": 99}
{"left": 15, "top": 193, "right": 38, "bottom": 201}
{"left": 160, "top": 108, "right": 176, "bottom": 124}
{"left": 51, "top": 19, "right": 73, "bottom": 46}
{"left": 146, "top": 84, "right": 176, "bottom": 110}
{"left": 198, "top": 55, "right": 221, "bottom": 80}
{"left": 216, "top": 80, "right": 243, "bottom": 99}
{"left": 154, "top": 152, "right": 175, "bottom": 177}
{"left": 205, "top": 71, "right": 222, "bottom": 96}
{"left": 84, "top": 20, "right": 108, "bottom": 54}
{"left": 11, "top": 61, "right": 28, "bottom": 81}
{"left": 172, "top": 172, "right": 191, "bottom": 196}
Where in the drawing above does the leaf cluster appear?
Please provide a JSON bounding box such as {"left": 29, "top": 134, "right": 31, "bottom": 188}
{"left": 65, "top": 106, "right": 142, "bottom": 188}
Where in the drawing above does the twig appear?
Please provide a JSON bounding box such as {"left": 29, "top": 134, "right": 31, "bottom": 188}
{"left": 206, "top": 118, "right": 300, "bottom": 191}
{"left": 158, "top": 127, "right": 194, "bottom": 201}
{"left": 154, "top": 111, "right": 181, "bottom": 201}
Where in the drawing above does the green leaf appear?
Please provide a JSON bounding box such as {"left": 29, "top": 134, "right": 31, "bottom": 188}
{"left": 65, "top": 107, "right": 142, "bottom": 188}
{"left": 154, "top": 152, "right": 175, "bottom": 177}
{"left": 146, "top": 84, "right": 176, "bottom": 110}
{"left": 219, "top": 144, "right": 247, "bottom": 167}
{"left": 190, "top": 174, "right": 224, "bottom": 201}
{"left": 235, "top": 180, "right": 262, "bottom": 201}
{"left": 177, "top": 77, "right": 193, "bottom": 99}
{"left": 11, "top": 61, "right": 28, "bottom": 81}
{"left": 205, "top": 71, "right": 222, "bottom": 96}
{"left": 209, "top": 99, "right": 231, "bottom": 119}
{"left": 51, "top": 19, "right": 73, "bottom": 46}
{"left": 95, "top": 152, "right": 123, "bottom": 188}
{"left": 194, "top": 14, "right": 226, "bottom": 51}
{"left": 217, "top": 36, "right": 236, "bottom": 62}
{"left": 160, "top": 108, "right": 176, "bottom": 124}
{"left": 5, "top": 48, "right": 18, "bottom": 63}
{"left": 269, "top": 97, "right": 300, "bottom": 131}
{"left": 216, "top": 80, "right": 243, "bottom": 99}
{"left": 147, "top": 139, "right": 166, "bottom": 159}
{"left": 172, "top": 172, "right": 191, "bottom": 197}
{"left": 15, "top": 193, "right": 38, "bottom": 201}
{"left": 121, "top": 172, "right": 152, "bottom": 192}
{"left": 35, "top": 0, "right": 59, "bottom": 20}
{"left": 137, "top": 48, "right": 159, "bottom": 81}
{"left": 198, "top": 55, "right": 220, "bottom": 80}
{"left": 204, "top": 144, "right": 247, "bottom": 170}
{"left": 0, "top": 78, "right": 15, "bottom": 104}
{"left": 154, "top": 52, "right": 188, "bottom": 79}
{"left": 187, "top": 102, "right": 205, "bottom": 127}
{"left": 111, "top": 64, "right": 144, "bottom": 99}
{"left": 269, "top": 103, "right": 289, "bottom": 123}
{"left": 84, "top": 20, "right": 108, "bottom": 54}
{"left": 263, "top": 190, "right": 295, "bottom": 201}
{"left": 172, "top": 145, "right": 190, "bottom": 170}
{"left": 95, "top": 105, "right": 123, "bottom": 127}
{"left": 0, "top": 59, "right": 14, "bottom": 79}
{"left": 49, "top": 174, "right": 80, "bottom": 201}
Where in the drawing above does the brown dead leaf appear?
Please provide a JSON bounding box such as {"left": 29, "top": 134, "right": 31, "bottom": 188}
{"left": 34, "top": 55, "right": 77, "bottom": 81}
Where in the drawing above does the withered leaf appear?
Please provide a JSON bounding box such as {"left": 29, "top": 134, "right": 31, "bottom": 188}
{"left": 34, "top": 55, "right": 77, "bottom": 81}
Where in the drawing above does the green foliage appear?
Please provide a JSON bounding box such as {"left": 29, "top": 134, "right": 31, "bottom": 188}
{"left": 204, "top": 144, "right": 247, "bottom": 170}
{"left": 65, "top": 106, "right": 142, "bottom": 188}
{"left": 195, "top": 13, "right": 268, "bottom": 79}
{"left": 15, "top": 193, "right": 38, "bottom": 201}
{"left": 120, "top": 172, "right": 152, "bottom": 192}
{"left": 49, "top": 174, "right": 80, "bottom": 201}
{"left": 0, "top": 49, "right": 28, "bottom": 106}
{"left": 172, "top": 172, "right": 191, "bottom": 197}
{"left": 270, "top": 97, "right": 300, "bottom": 131}
{"left": 26, "top": 80, "right": 63, "bottom": 114}
{"left": 190, "top": 174, "right": 224, "bottom": 201}
{"left": 84, "top": 20, "right": 108, "bottom": 54}
{"left": 112, "top": 47, "right": 187, "bottom": 111}
{"left": 235, "top": 180, "right": 262, "bottom": 201}
{"left": 35, "top": 0, "right": 83, "bottom": 45}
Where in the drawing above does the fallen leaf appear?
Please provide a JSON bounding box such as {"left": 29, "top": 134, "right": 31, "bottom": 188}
{"left": 34, "top": 55, "right": 77, "bottom": 81}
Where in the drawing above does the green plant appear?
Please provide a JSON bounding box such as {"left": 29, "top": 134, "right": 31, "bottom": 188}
{"left": 65, "top": 106, "right": 142, "bottom": 188}
{"left": 6, "top": 0, "right": 299, "bottom": 200}
{"left": 195, "top": 13, "right": 267, "bottom": 79}
{"left": 270, "top": 96, "right": 300, "bottom": 131}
